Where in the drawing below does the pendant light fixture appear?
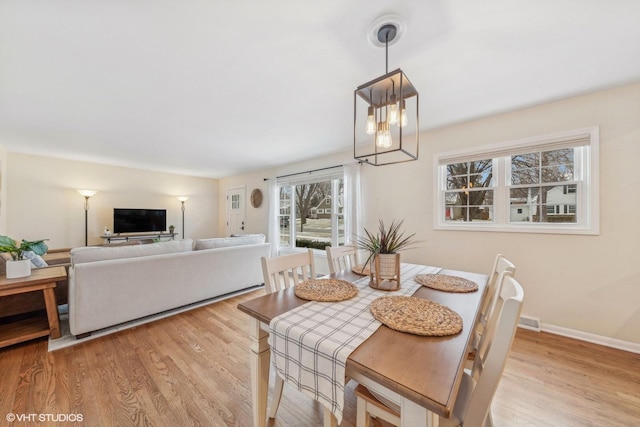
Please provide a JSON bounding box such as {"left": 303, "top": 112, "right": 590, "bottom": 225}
{"left": 354, "top": 16, "right": 419, "bottom": 166}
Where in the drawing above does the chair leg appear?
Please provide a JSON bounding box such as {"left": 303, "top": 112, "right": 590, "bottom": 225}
{"left": 355, "top": 384, "right": 401, "bottom": 426}
{"left": 357, "top": 394, "right": 370, "bottom": 427}
{"left": 323, "top": 406, "right": 337, "bottom": 427}
{"left": 268, "top": 374, "right": 285, "bottom": 419}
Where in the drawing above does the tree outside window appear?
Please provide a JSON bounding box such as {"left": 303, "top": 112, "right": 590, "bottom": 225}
{"left": 444, "top": 159, "right": 494, "bottom": 222}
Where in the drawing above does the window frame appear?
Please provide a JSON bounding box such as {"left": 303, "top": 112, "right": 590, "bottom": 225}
{"left": 276, "top": 168, "right": 346, "bottom": 253}
{"left": 433, "top": 127, "right": 599, "bottom": 235}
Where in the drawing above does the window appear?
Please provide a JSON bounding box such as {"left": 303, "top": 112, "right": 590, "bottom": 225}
{"left": 444, "top": 158, "right": 494, "bottom": 222}
{"left": 435, "top": 127, "right": 599, "bottom": 234}
{"left": 231, "top": 194, "right": 240, "bottom": 210}
{"left": 277, "top": 168, "right": 345, "bottom": 251}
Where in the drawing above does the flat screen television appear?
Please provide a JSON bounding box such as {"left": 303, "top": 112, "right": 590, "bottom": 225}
{"left": 113, "top": 208, "right": 167, "bottom": 234}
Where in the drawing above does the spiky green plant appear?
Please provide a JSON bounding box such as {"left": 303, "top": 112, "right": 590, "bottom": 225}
{"left": 0, "top": 236, "right": 48, "bottom": 261}
{"left": 356, "top": 219, "right": 418, "bottom": 268}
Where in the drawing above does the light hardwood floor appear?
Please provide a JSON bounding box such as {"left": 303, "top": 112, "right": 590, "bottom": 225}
{"left": 1, "top": 289, "right": 638, "bottom": 426}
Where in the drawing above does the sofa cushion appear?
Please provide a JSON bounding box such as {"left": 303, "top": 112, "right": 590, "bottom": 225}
{"left": 71, "top": 238, "right": 193, "bottom": 266}
{"left": 194, "top": 234, "right": 266, "bottom": 250}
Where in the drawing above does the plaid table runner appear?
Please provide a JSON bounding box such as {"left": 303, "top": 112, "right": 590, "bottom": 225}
{"left": 268, "top": 263, "right": 442, "bottom": 423}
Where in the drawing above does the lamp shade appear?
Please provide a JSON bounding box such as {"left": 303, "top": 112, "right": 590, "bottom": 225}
{"left": 176, "top": 196, "right": 189, "bottom": 202}
{"left": 354, "top": 68, "right": 419, "bottom": 166}
{"left": 77, "top": 189, "right": 97, "bottom": 198}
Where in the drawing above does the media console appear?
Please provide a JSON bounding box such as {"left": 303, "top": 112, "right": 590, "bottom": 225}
{"left": 101, "top": 233, "right": 177, "bottom": 244}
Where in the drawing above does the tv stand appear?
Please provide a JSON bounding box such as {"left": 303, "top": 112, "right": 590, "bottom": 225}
{"left": 102, "top": 233, "right": 177, "bottom": 244}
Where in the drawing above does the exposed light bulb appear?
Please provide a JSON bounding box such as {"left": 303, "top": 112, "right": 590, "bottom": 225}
{"left": 383, "top": 128, "right": 392, "bottom": 148}
{"left": 375, "top": 122, "right": 385, "bottom": 147}
{"left": 399, "top": 99, "right": 408, "bottom": 127}
{"left": 376, "top": 121, "right": 393, "bottom": 148}
{"left": 388, "top": 94, "right": 399, "bottom": 125}
{"left": 365, "top": 106, "right": 376, "bottom": 135}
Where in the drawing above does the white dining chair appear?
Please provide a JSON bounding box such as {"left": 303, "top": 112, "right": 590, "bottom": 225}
{"left": 261, "top": 249, "right": 316, "bottom": 293}
{"left": 467, "top": 255, "right": 516, "bottom": 363}
{"left": 260, "top": 250, "right": 316, "bottom": 419}
{"left": 480, "top": 254, "right": 516, "bottom": 329}
{"left": 356, "top": 273, "right": 525, "bottom": 427}
{"left": 325, "top": 244, "right": 360, "bottom": 274}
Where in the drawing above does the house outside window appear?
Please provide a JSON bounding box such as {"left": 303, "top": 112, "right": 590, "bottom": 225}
{"left": 277, "top": 168, "right": 345, "bottom": 251}
{"left": 434, "top": 127, "right": 599, "bottom": 235}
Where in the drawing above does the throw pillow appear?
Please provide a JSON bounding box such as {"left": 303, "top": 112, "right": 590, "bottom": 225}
{"left": 22, "top": 250, "right": 49, "bottom": 268}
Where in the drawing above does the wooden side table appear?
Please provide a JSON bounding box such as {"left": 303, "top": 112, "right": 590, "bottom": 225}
{"left": 0, "top": 266, "right": 66, "bottom": 348}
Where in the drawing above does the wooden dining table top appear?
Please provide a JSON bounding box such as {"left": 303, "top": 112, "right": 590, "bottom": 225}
{"left": 237, "top": 266, "right": 488, "bottom": 418}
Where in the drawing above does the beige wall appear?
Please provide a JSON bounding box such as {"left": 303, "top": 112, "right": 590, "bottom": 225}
{"left": 0, "top": 144, "right": 7, "bottom": 234}
{"left": 219, "top": 82, "right": 640, "bottom": 345}
{"left": 6, "top": 153, "right": 219, "bottom": 248}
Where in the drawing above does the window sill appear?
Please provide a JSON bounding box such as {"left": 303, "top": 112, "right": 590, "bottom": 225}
{"left": 434, "top": 222, "right": 599, "bottom": 235}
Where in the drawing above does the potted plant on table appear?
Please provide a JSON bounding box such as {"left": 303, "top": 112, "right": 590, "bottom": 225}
{"left": 169, "top": 225, "right": 175, "bottom": 234}
{"left": 356, "top": 219, "right": 417, "bottom": 291}
{"left": 0, "top": 236, "right": 48, "bottom": 279}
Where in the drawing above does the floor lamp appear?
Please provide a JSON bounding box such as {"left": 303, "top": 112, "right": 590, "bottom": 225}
{"left": 77, "top": 190, "right": 97, "bottom": 246}
{"left": 177, "top": 196, "right": 189, "bottom": 239}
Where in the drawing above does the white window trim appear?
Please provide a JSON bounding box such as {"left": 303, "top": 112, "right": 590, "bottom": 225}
{"left": 433, "top": 126, "right": 599, "bottom": 235}
{"left": 277, "top": 167, "right": 345, "bottom": 253}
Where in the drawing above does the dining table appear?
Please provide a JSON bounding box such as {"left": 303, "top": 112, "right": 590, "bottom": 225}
{"left": 237, "top": 263, "right": 488, "bottom": 427}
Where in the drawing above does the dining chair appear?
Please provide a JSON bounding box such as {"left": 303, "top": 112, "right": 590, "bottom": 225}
{"left": 481, "top": 254, "right": 516, "bottom": 328}
{"left": 467, "top": 255, "right": 516, "bottom": 360}
{"left": 261, "top": 249, "right": 316, "bottom": 293}
{"left": 326, "top": 244, "right": 360, "bottom": 274}
{"left": 355, "top": 273, "right": 525, "bottom": 427}
{"left": 260, "top": 250, "right": 316, "bottom": 419}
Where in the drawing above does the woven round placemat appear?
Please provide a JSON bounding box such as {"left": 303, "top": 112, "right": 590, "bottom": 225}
{"left": 352, "top": 264, "right": 371, "bottom": 276}
{"left": 414, "top": 274, "right": 478, "bottom": 293}
{"left": 370, "top": 296, "right": 463, "bottom": 336}
{"left": 294, "top": 278, "right": 358, "bottom": 302}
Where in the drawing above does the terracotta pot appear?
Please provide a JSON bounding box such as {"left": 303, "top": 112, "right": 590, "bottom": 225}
{"left": 6, "top": 259, "right": 32, "bottom": 279}
{"left": 369, "top": 253, "right": 400, "bottom": 291}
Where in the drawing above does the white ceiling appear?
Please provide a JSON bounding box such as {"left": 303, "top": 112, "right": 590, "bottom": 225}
{"left": 1, "top": 0, "right": 639, "bottom": 179}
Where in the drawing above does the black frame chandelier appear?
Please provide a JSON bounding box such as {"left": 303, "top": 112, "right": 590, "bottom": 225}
{"left": 354, "top": 19, "right": 419, "bottom": 166}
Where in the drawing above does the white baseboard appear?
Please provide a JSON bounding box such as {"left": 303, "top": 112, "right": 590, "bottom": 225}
{"left": 538, "top": 323, "right": 640, "bottom": 355}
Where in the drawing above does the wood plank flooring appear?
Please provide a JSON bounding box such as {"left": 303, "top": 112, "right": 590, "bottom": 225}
{"left": 1, "top": 289, "right": 638, "bottom": 426}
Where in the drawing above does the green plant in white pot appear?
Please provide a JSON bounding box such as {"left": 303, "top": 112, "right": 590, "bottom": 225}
{"left": 0, "top": 236, "right": 48, "bottom": 278}
{"left": 356, "top": 219, "right": 417, "bottom": 291}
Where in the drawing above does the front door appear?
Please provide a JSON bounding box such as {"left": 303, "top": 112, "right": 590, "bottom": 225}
{"left": 226, "top": 187, "right": 246, "bottom": 236}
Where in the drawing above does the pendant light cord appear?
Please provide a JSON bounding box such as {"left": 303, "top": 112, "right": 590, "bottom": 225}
{"left": 385, "top": 32, "right": 389, "bottom": 73}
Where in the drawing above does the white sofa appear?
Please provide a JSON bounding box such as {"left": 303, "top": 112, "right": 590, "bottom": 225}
{"left": 68, "top": 235, "right": 270, "bottom": 337}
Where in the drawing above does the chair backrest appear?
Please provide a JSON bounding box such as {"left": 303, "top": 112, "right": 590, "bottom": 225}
{"left": 261, "top": 250, "right": 316, "bottom": 293}
{"left": 463, "top": 275, "right": 524, "bottom": 426}
{"left": 325, "top": 245, "right": 359, "bottom": 274}
{"left": 480, "top": 254, "right": 516, "bottom": 326}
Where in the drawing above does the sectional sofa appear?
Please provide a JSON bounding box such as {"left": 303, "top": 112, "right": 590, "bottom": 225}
{"left": 68, "top": 235, "right": 270, "bottom": 337}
